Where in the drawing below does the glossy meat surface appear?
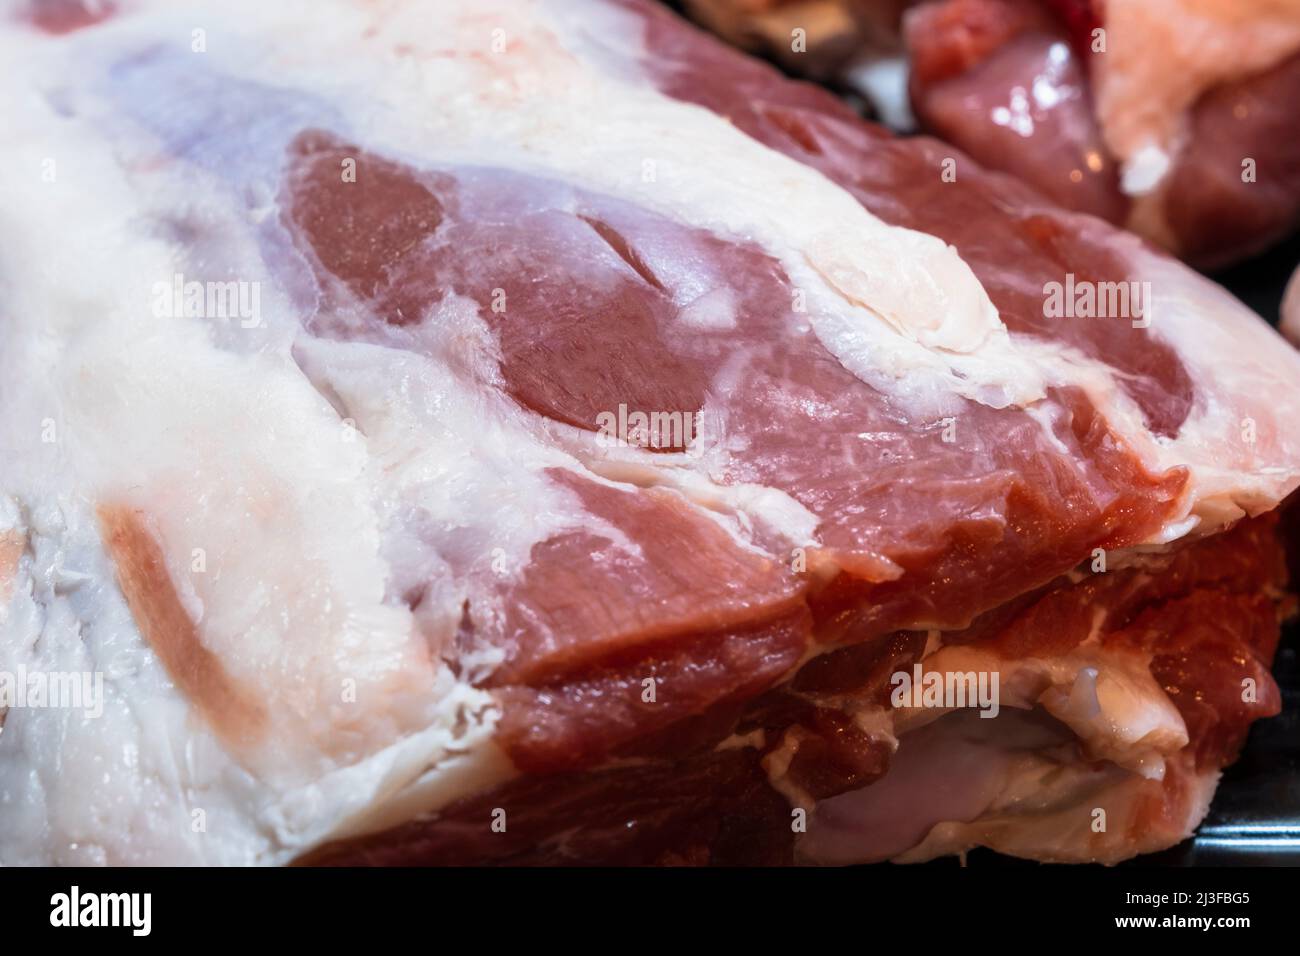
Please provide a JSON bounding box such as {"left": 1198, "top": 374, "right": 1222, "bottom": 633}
{"left": 1, "top": 0, "right": 1298, "bottom": 865}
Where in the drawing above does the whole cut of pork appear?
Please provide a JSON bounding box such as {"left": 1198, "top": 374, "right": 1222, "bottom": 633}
{"left": 0, "top": 0, "right": 1298, "bottom": 865}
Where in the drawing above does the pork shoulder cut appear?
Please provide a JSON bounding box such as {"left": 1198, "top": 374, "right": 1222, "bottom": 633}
{"left": 1, "top": 0, "right": 1298, "bottom": 865}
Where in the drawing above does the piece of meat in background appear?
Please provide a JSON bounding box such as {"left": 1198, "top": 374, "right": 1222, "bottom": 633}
{"left": 677, "top": 0, "right": 1300, "bottom": 270}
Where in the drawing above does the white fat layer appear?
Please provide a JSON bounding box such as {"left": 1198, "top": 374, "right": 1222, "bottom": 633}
{"left": 800, "top": 710, "right": 1216, "bottom": 866}
{"left": 0, "top": 7, "right": 517, "bottom": 864}
{"left": 799, "top": 626, "right": 1204, "bottom": 865}
{"left": 287, "top": 318, "right": 639, "bottom": 676}
{"left": 1006, "top": 216, "right": 1300, "bottom": 541}
{"left": 899, "top": 643, "right": 1189, "bottom": 778}
{"left": 1126, "top": 243, "right": 1300, "bottom": 532}
{"left": 81, "top": 0, "right": 1049, "bottom": 412}
{"left": 889, "top": 758, "right": 1218, "bottom": 865}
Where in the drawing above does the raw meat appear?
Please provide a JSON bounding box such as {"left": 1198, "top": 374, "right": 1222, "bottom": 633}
{"left": 0, "top": 0, "right": 1298, "bottom": 865}
{"left": 907, "top": 0, "right": 1300, "bottom": 267}
{"left": 682, "top": 0, "right": 1300, "bottom": 267}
